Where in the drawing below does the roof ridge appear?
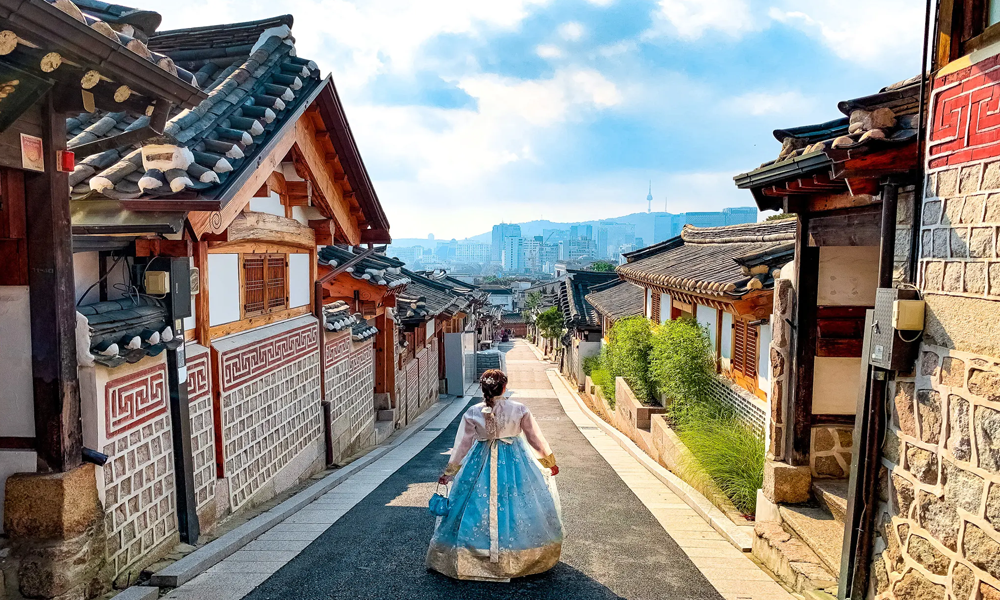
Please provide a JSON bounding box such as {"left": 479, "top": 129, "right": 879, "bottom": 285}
{"left": 680, "top": 219, "right": 796, "bottom": 244}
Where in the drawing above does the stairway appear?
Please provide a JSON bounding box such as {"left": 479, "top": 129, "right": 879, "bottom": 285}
{"left": 476, "top": 352, "right": 502, "bottom": 377}
{"left": 752, "top": 479, "right": 847, "bottom": 595}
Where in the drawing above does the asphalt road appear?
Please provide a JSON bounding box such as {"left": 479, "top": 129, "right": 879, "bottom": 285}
{"left": 242, "top": 342, "right": 724, "bottom": 600}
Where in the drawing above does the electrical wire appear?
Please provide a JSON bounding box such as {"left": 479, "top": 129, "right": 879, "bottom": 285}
{"left": 76, "top": 254, "right": 126, "bottom": 306}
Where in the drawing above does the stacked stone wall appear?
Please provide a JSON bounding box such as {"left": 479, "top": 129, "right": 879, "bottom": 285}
{"left": 185, "top": 347, "right": 217, "bottom": 525}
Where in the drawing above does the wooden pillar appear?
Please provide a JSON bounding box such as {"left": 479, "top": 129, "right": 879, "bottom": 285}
{"left": 787, "top": 214, "right": 819, "bottom": 467}
{"left": 25, "top": 93, "right": 81, "bottom": 473}
{"left": 193, "top": 241, "right": 210, "bottom": 346}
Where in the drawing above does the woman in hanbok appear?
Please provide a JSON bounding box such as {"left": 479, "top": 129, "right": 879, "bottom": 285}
{"left": 426, "top": 369, "right": 563, "bottom": 582}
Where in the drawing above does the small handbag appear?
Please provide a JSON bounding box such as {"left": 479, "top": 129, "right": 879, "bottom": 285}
{"left": 428, "top": 482, "right": 451, "bottom": 517}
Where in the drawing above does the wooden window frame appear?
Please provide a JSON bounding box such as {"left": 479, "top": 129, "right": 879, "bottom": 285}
{"left": 240, "top": 252, "right": 289, "bottom": 319}
{"left": 937, "top": 0, "right": 1000, "bottom": 68}
{"left": 650, "top": 291, "right": 661, "bottom": 323}
{"left": 729, "top": 317, "right": 760, "bottom": 396}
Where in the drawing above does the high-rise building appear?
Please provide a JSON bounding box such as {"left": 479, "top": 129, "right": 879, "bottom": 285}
{"left": 491, "top": 223, "right": 521, "bottom": 263}
{"left": 558, "top": 238, "right": 596, "bottom": 261}
{"left": 653, "top": 215, "right": 672, "bottom": 244}
{"left": 723, "top": 207, "right": 758, "bottom": 225}
{"left": 455, "top": 240, "right": 491, "bottom": 264}
{"left": 522, "top": 238, "right": 542, "bottom": 272}
{"left": 502, "top": 236, "right": 523, "bottom": 272}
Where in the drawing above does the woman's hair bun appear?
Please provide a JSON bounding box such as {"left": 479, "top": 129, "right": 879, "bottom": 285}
{"left": 479, "top": 368, "right": 508, "bottom": 407}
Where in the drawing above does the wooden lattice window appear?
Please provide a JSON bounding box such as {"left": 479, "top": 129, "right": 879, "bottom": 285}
{"left": 650, "top": 291, "right": 661, "bottom": 323}
{"left": 242, "top": 253, "right": 287, "bottom": 318}
{"left": 732, "top": 318, "right": 758, "bottom": 381}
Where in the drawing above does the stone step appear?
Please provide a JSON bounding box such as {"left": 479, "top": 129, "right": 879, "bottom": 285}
{"left": 779, "top": 504, "right": 845, "bottom": 578}
{"left": 374, "top": 420, "right": 395, "bottom": 445}
{"left": 377, "top": 409, "right": 395, "bottom": 422}
{"left": 812, "top": 479, "right": 849, "bottom": 525}
{"left": 753, "top": 521, "right": 839, "bottom": 594}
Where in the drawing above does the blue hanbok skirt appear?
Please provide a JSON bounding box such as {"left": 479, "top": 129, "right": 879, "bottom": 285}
{"left": 426, "top": 437, "right": 563, "bottom": 581}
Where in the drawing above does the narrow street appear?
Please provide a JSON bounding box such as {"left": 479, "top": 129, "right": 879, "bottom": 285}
{"left": 164, "top": 340, "right": 791, "bottom": 600}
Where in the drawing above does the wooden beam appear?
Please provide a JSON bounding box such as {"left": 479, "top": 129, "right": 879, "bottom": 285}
{"left": 193, "top": 241, "right": 210, "bottom": 346}
{"left": 806, "top": 193, "right": 879, "bottom": 213}
{"left": 294, "top": 117, "right": 361, "bottom": 244}
{"left": 808, "top": 206, "right": 882, "bottom": 247}
{"left": 285, "top": 180, "right": 311, "bottom": 206}
{"left": 189, "top": 124, "right": 298, "bottom": 238}
{"left": 135, "top": 239, "right": 193, "bottom": 258}
{"left": 309, "top": 218, "right": 335, "bottom": 246}
{"left": 212, "top": 211, "right": 316, "bottom": 250}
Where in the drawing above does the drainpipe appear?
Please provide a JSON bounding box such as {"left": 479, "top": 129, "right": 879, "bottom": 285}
{"left": 909, "top": 0, "right": 935, "bottom": 285}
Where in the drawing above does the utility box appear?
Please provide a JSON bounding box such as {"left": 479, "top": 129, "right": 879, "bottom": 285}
{"left": 168, "top": 258, "right": 192, "bottom": 320}
{"left": 869, "top": 288, "right": 922, "bottom": 371}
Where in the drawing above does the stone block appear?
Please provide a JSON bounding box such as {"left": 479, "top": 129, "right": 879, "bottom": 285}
{"left": 112, "top": 586, "right": 160, "bottom": 600}
{"left": 961, "top": 164, "right": 982, "bottom": 194}
{"left": 917, "top": 490, "right": 959, "bottom": 550}
{"left": 754, "top": 489, "right": 781, "bottom": 523}
{"left": 921, "top": 350, "right": 940, "bottom": 378}
{"left": 762, "top": 461, "right": 811, "bottom": 504}
{"left": 813, "top": 428, "right": 835, "bottom": 452}
{"left": 884, "top": 428, "right": 901, "bottom": 464}
{"left": 949, "top": 395, "right": 972, "bottom": 462}
{"left": 971, "top": 227, "right": 994, "bottom": 258}
{"left": 906, "top": 445, "right": 937, "bottom": 484}
{"left": 986, "top": 483, "right": 1000, "bottom": 530}
{"left": 977, "top": 405, "right": 1000, "bottom": 473}
{"left": 967, "top": 262, "right": 987, "bottom": 295}
{"left": 941, "top": 357, "right": 966, "bottom": 387}
{"left": 951, "top": 228, "right": 970, "bottom": 258}
{"left": 932, "top": 228, "right": 950, "bottom": 258}
{"left": 924, "top": 294, "right": 1000, "bottom": 358}
{"left": 992, "top": 263, "right": 1000, "bottom": 297}
{"left": 985, "top": 162, "right": 1000, "bottom": 191}
{"left": 970, "top": 368, "right": 1000, "bottom": 402}
{"left": 938, "top": 167, "right": 959, "bottom": 197}
{"left": 945, "top": 198, "right": 966, "bottom": 225}
{"left": 987, "top": 193, "right": 1000, "bottom": 222}
{"left": 917, "top": 389, "right": 942, "bottom": 444}
{"left": 943, "top": 460, "right": 983, "bottom": 512}
{"left": 893, "top": 568, "right": 947, "bottom": 600}
{"left": 4, "top": 464, "right": 101, "bottom": 540}
{"left": 923, "top": 200, "right": 942, "bottom": 225}
{"left": 963, "top": 194, "right": 985, "bottom": 222}
{"left": 984, "top": 582, "right": 1000, "bottom": 600}
{"left": 925, "top": 261, "right": 944, "bottom": 290}
{"left": 907, "top": 535, "right": 951, "bottom": 575}
{"left": 944, "top": 261, "right": 964, "bottom": 292}
{"left": 952, "top": 562, "right": 975, "bottom": 600}
{"left": 963, "top": 523, "right": 1000, "bottom": 578}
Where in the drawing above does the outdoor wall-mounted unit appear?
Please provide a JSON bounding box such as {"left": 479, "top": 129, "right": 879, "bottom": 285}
{"left": 869, "top": 288, "right": 922, "bottom": 371}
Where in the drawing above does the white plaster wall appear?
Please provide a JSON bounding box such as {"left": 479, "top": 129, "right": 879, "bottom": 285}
{"left": 426, "top": 319, "right": 436, "bottom": 341}
{"left": 645, "top": 288, "right": 653, "bottom": 319}
{"left": 291, "top": 205, "right": 323, "bottom": 227}
{"left": 757, "top": 322, "right": 772, "bottom": 396}
{"left": 721, "top": 312, "right": 733, "bottom": 361}
{"left": 817, "top": 246, "right": 879, "bottom": 306}
{"left": 812, "top": 357, "right": 862, "bottom": 414}
{"left": 208, "top": 254, "right": 240, "bottom": 326}
{"left": 0, "top": 287, "right": 34, "bottom": 437}
{"left": 250, "top": 192, "right": 284, "bottom": 218}
{"left": 660, "top": 293, "right": 671, "bottom": 323}
{"left": 288, "top": 253, "right": 311, "bottom": 308}
{"left": 696, "top": 304, "right": 718, "bottom": 356}
{"left": 74, "top": 251, "right": 101, "bottom": 306}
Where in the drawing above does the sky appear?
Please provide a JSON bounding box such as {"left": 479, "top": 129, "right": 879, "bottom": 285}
{"left": 136, "top": 0, "right": 925, "bottom": 239}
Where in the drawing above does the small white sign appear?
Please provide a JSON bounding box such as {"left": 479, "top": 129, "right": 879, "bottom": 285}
{"left": 20, "top": 133, "right": 43, "bottom": 171}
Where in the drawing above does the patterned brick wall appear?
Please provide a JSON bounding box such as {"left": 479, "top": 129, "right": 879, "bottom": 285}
{"left": 186, "top": 348, "right": 216, "bottom": 518}
{"left": 347, "top": 342, "right": 375, "bottom": 439}
{"left": 216, "top": 322, "right": 322, "bottom": 511}
{"left": 324, "top": 332, "right": 352, "bottom": 421}
{"left": 406, "top": 357, "right": 420, "bottom": 422}
{"left": 323, "top": 332, "right": 375, "bottom": 462}
{"left": 99, "top": 361, "right": 177, "bottom": 578}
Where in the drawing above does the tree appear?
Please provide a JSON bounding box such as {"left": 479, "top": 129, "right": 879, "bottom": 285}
{"left": 765, "top": 212, "right": 796, "bottom": 221}
{"left": 590, "top": 260, "right": 616, "bottom": 272}
{"left": 535, "top": 307, "right": 565, "bottom": 340}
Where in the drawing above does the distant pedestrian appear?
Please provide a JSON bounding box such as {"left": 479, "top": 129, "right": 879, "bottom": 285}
{"left": 426, "top": 369, "right": 563, "bottom": 582}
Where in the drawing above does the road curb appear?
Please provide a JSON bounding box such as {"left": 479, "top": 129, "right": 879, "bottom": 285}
{"left": 547, "top": 368, "right": 755, "bottom": 552}
{"left": 145, "top": 396, "right": 459, "bottom": 590}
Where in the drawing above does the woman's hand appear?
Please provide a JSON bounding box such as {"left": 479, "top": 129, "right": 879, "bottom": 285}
{"left": 549, "top": 465, "right": 559, "bottom": 476}
{"left": 438, "top": 474, "right": 453, "bottom": 485}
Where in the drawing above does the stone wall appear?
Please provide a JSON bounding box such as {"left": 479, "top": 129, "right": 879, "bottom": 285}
{"left": 809, "top": 426, "right": 852, "bottom": 479}
{"left": 212, "top": 316, "right": 323, "bottom": 512}
{"left": 870, "top": 59, "right": 1000, "bottom": 600}
{"left": 767, "top": 277, "right": 794, "bottom": 463}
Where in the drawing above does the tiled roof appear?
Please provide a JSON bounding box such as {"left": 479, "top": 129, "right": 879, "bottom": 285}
{"left": 68, "top": 16, "right": 320, "bottom": 201}
{"left": 78, "top": 296, "right": 180, "bottom": 368}
{"left": 617, "top": 220, "right": 796, "bottom": 297}
{"left": 585, "top": 281, "right": 645, "bottom": 322}
{"left": 557, "top": 270, "right": 619, "bottom": 331}
{"left": 323, "top": 300, "right": 360, "bottom": 332}
{"left": 318, "top": 246, "right": 411, "bottom": 288}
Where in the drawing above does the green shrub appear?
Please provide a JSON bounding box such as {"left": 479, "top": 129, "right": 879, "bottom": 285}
{"left": 590, "top": 366, "right": 615, "bottom": 408}
{"left": 676, "top": 409, "right": 764, "bottom": 515}
{"left": 582, "top": 354, "right": 601, "bottom": 376}
{"left": 535, "top": 306, "right": 564, "bottom": 340}
{"left": 602, "top": 316, "right": 654, "bottom": 404}
{"left": 649, "top": 318, "right": 715, "bottom": 420}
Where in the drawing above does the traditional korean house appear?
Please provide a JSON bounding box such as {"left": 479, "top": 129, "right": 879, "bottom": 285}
{"left": 553, "top": 269, "right": 618, "bottom": 384}
{"left": 0, "top": 2, "right": 210, "bottom": 598}
{"left": 617, "top": 220, "right": 794, "bottom": 431}
{"left": 584, "top": 280, "right": 645, "bottom": 340}
{"left": 33, "top": 14, "right": 393, "bottom": 590}
{"left": 733, "top": 81, "right": 921, "bottom": 596}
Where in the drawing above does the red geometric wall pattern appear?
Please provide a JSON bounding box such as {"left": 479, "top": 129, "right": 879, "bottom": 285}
{"left": 929, "top": 59, "right": 1000, "bottom": 169}
{"left": 105, "top": 364, "right": 168, "bottom": 437}
{"left": 219, "top": 323, "right": 319, "bottom": 391}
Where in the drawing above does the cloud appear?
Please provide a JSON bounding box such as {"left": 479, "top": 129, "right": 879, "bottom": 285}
{"left": 725, "top": 91, "right": 814, "bottom": 116}
{"left": 558, "top": 21, "right": 586, "bottom": 41}
{"left": 768, "top": 1, "right": 924, "bottom": 70}
{"left": 585, "top": 0, "right": 616, "bottom": 5}
{"left": 647, "top": 0, "right": 757, "bottom": 40}
{"left": 536, "top": 44, "right": 564, "bottom": 59}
